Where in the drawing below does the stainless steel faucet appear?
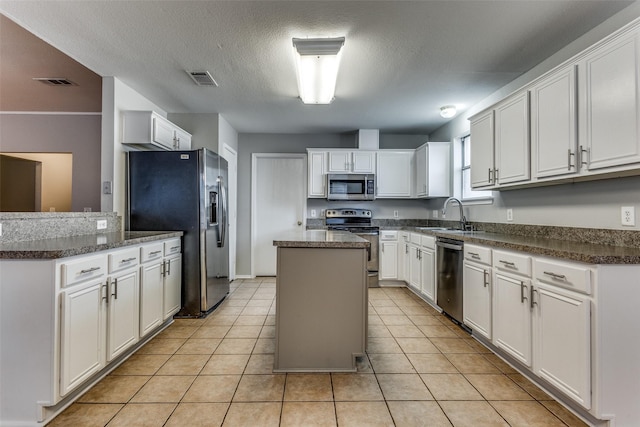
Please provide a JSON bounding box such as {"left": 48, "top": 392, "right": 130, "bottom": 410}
{"left": 442, "top": 197, "right": 467, "bottom": 230}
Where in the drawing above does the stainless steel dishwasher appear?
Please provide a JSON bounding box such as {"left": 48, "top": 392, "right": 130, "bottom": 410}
{"left": 436, "top": 237, "right": 464, "bottom": 324}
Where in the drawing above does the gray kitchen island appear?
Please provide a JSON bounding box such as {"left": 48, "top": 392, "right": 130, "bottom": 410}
{"left": 272, "top": 230, "right": 370, "bottom": 372}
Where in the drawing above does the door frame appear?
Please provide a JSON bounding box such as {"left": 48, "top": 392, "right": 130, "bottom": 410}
{"left": 222, "top": 144, "right": 238, "bottom": 281}
{"left": 251, "top": 153, "right": 307, "bottom": 278}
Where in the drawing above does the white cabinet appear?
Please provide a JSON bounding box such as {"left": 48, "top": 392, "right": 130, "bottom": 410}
{"left": 397, "top": 231, "right": 410, "bottom": 283}
{"left": 163, "top": 253, "right": 182, "bottom": 319}
{"left": 406, "top": 233, "right": 436, "bottom": 303}
{"left": 307, "top": 150, "right": 327, "bottom": 197}
{"left": 409, "top": 238, "right": 422, "bottom": 291}
{"left": 578, "top": 28, "right": 640, "bottom": 171}
{"left": 328, "top": 150, "right": 375, "bottom": 173}
{"left": 420, "top": 247, "right": 435, "bottom": 302}
{"left": 122, "top": 110, "right": 192, "bottom": 151}
{"left": 107, "top": 270, "right": 139, "bottom": 361}
{"left": 469, "top": 110, "right": 495, "bottom": 188}
{"left": 494, "top": 91, "right": 530, "bottom": 185}
{"left": 60, "top": 276, "right": 106, "bottom": 396}
{"left": 531, "top": 64, "right": 578, "bottom": 179}
{"left": 414, "top": 142, "right": 452, "bottom": 198}
{"left": 139, "top": 243, "right": 165, "bottom": 336}
{"left": 379, "top": 231, "right": 398, "bottom": 280}
{"left": 463, "top": 244, "right": 492, "bottom": 339}
{"left": 376, "top": 151, "right": 413, "bottom": 198}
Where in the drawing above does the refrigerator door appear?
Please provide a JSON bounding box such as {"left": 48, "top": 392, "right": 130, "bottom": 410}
{"left": 202, "top": 149, "right": 230, "bottom": 312}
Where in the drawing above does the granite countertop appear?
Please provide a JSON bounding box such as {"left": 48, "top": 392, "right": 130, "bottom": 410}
{"left": 394, "top": 227, "right": 640, "bottom": 265}
{"left": 273, "top": 230, "right": 370, "bottom": 249}
{"left": 0, "top": 231, "right": 183, "bottom": 260}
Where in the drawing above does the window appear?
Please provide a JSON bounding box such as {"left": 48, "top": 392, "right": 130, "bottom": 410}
{"left": 461, "top": 134, "right": 493, "bottom": 201}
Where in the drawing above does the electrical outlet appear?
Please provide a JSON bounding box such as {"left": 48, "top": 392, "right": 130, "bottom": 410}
{"left": 97, "top": 219, "right": 108, "bottom": 230}
{"left": 393, "top": 210, "right": 399, "bottom": 218}
{"left": 103, "top": 181, "right": 113, "bottom": 195}
{"left": 310, "top": 209, "right": 317, "bottom": 218}
{"left": 432, "top": 210, "right": 438, "bottom": 219}
{"left": 321, "top": 209, "right": 326, "bottom": 218}
{"left": 0, "top": 223, "right": 3, "bottom": 237}
{"left": 507, "top": 209, "right": 514, "bottom": 221}
{"left": 621, "top": 206, "right": 635, "bottom": 226}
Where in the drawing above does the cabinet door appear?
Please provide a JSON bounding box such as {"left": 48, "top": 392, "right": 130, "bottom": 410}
{"left": 140, "top": 261, "right": 164, "bottom": 336}
{"left": 327, "top": 151, "right": 351, "bottom": 172}
{"left": 463, "top": 263, "right": 492, "bottom": 339}
{"left": 420, "top": 249, "right": 435, "bottom": 301}
{"left": 414, "top": 145, "right": 428, "bottom": 197}
{"left": 352, "top": 151, "right": 375, "bottom": 173}
{"left": 163, "top": 255, "right": 182, "bottom": 319}
{"left": 152, "top": 115, "right": 176, "bottom": 150}
{"left": 495, "top": 91, "right": 530, "bottom": 185}
{"left": 534, "top": 283, "right": 591, "bottom": 409}
{"left": 493, "top": 272, "right": 532, "bottom": 367}
{"left": 470, "top": 110, "right": 495, "bottom": 188}
{"left": 531, "top": 65, "right": 578, "bottom": 178}
{"left": 307, "top": 151, "right": 327, "bottom": 197}
{"left": 409, "top": 245, "right": 421, "bottom": 290}
{"left": 107, "top": 270, "right": 139, "bottom": 361}
{"left": 379, "top": 241, "right": 398, "bottom": 280}
{"left": 377, "top": 151, "right": 413, "bottom": 198}
{"left": 60, "top": 278, "right": 106, "bottom": 396}
{"left": 174, "top": 128, "right": 192, "bottom": 150}
{"left": 579, "top": 30, "right": 640, "bottom": 170}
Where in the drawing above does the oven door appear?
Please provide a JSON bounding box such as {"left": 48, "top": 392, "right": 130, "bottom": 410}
{"left": 327, "top": 174, "right": 375, "bottom": 201}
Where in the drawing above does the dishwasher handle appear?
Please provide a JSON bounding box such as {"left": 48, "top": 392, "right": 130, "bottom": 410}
{"left": 436, "top": 241, "right": 463, "bottom": 251}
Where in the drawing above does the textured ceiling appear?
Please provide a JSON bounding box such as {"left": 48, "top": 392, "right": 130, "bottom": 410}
{"left": 0, "top": 1, "right": 635, "bottom": 134}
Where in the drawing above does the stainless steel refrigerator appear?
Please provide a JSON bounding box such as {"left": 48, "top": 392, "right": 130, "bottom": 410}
{"left": 128, "top": 148, "right": 229, "bottom": 317}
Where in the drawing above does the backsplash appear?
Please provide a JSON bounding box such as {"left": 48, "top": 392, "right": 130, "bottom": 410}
{"left": 0, "top": 212, "right": 121, "bottom": 243}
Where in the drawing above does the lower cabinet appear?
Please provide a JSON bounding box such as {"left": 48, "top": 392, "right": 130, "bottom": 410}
{"left": 140, "top": 258, "right": 165, "bottom": 336}
{"left": 107, "top": 269, "right": 140, "bottom": 361}
{"left": 420, "top": 248, "right": 435, "bottom": 301}
{"left": 409, "top": 242, "right": 421, "bottom": 290}
{"left": 463, "top": 261, "right": 492, "bottom": 340}
{"left": 163, "top": 253, "right": 182, "bottom": 319}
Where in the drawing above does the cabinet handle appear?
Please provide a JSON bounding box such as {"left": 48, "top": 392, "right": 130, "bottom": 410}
{"left": 112, "top": 277, "right": 118, "bottom": 300}
{"left": 530, "top": 287, "right": 537, "bottom": 308}
{"left": 121, "top": 257, "right": 136, "bottom": 263}
{"left": 468, "top": 252, "right": 480, "bottom": 259}
{"left": 102, "top": 281, "right": 109, "bottom": 302}
{"left": 568, "top": 149, "right": 575, "bottom": 170}
{"left": 405, "top": 244, "right": 409, "bottom": 254}
{"left": 520, "top": 282, "right": 528, "bottom": 303}
{"left": 580, "top": 145, "right": 589, "bottom": 167}
{"left": 149, "top": 250, "right": 162, "bottom": 256}
{"left": 80, "top": 266, "right": 101, "bottom": 274}
{"left": 488, "top": 168, "right": 492, "bottom": 183}
{"left": 161, "top": 261, "right": 166, "bottom": 277}
{"left": 166, "top": 259, "right": 171, "bottom": 275}
{"left": 483, "top": 270, "right": 489, "bottom": 287}
{"left": 170, "top": 246, "right": 181, "bottom": 251}
{"left": 543, "top": 271, "right": 566, "bottom": 280}
{"left": 494, "top": 168, "right": 499, "bottom": 183}
{"left": 499, "top": 260, "right": 515, "bottom": 267}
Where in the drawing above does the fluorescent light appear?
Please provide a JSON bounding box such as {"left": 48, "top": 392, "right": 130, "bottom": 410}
{"left": 440, "top": 105, "right": 457, "bottom": 118}
{"left": 292, "top": 37, "right": 345, "bottom": 104}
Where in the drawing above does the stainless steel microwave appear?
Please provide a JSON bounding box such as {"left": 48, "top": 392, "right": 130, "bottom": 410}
{"left": 327, "top": 174, "right": 376, "bottom": 201}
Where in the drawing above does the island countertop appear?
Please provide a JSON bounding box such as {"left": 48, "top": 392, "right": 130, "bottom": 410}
{"left": 273, "top": 230, "right": 370, "bottom": 249}
{"left": 0, "top": 231, "right": 183, "bottom": 260}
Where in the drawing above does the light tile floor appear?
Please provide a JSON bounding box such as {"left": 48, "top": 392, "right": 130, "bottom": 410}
{"left": 49, "top": 278, "right": 589, "bottom": 426}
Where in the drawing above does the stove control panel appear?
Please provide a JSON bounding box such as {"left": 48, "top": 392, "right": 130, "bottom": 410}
{"left": 326, "top": 209, "right": 372, "bottom": 218}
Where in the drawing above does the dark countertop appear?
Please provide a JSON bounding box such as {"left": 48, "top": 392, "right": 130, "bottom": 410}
{"left": 0, "top": 231, "right": 183, "bottom": 260}
{"left": 273, "top": 230, "right": 370, "bottom": 249}
{"left": 390, "top": 227, "right": 640, "bottom": 265}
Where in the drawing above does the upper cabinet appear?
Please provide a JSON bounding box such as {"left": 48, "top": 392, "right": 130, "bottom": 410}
{"left": 307, "top": 150, "right": 327, "bottom": 198}
{"left": 469, "top": 110, "right": 495, "bottom": 188}
{"left": 578, "top": 29, "right": 640, "bottom": 171}
{"left": 327, "top": 150, "right": 376, "bottom": 173}
{"left": 414, "top": 142, "right": 452, "bottom": 198}
{"left": 494, "top": 91, "right": 530, "bottom": 185}
{"left": 376, "top": 150, "right": 414, "bottom": 198}
{"left": 122, "top": 111, "right": 192, "bottom": 151}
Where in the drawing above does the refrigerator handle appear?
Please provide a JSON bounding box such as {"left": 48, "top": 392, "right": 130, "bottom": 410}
{"left": 219, "top": 177, "right": 227, "bottom": 248}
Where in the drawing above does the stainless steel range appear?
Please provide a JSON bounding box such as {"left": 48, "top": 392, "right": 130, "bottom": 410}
{"left": 325, "top": 208, "right": 379, "bottom": 287}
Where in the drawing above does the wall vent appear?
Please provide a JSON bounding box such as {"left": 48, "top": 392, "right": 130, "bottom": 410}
{"left": 186, "top": 70, "right": 218, "bottom": 87}
{"left": 33, "top": 78, "right": 76, "bottom": 86}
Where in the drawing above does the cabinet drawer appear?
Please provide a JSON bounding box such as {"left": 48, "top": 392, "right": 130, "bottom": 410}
{"left": 465, "top": 244, "right": 492, "bottom": 265}
{"left": 380, "top": 231, "right": 398, "bottom": 241}
{"left": 493, "top": 250, "right": 531, "bottom": 277}
{"left": 141, "top": 243, "right": 164, "bottom": 264}
{"left": 61, "top": 255, "right": 107, "bottom": 287}
{"left": 108, "top": 247, "right": 140, "bottom": 273}
{"left": 420, "top": 235, "right": 436, "bottom": 250}
{"left": 535, "top": 258, "right": 592, "bottom": 295}
{"left": 164, "top": 238, "right": 182, "bottom": 256}
{"left": 400, "top": 232, "right": 410, "bottom": 243}
{"left": 410, "top": 233, "right": 421, "bottom": 244}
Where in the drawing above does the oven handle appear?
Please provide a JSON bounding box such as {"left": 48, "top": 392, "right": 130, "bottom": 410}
{"left": 436, "top": 241, "right": 463, "bottom": 251}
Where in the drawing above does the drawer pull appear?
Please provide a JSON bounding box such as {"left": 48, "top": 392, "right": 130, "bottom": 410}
{"left": 520, "top": 282, "right": 528, "bottom": 304}
{"left": 468, "top": 252, "right": 480, "bottom": 259}
{"left": 79, "top": 266, "right": 101, "bottom": 274}
{"left": 121, "top": 257, "right": 137, "bottom": 263}
{"left": 149, "top": 250, "right": 162, "bottom": 255}
{"left": 170, "top": 246, "right": 181, "bottom": 251}
{"left": 483, "top": 270, "right": 489, "bottom": 287}
{"left": 530, "top": 287, "right": 538, "bottom": 308}
{"left": 499, "top": 260, "right": 516, "bottom": 267}
{"left": 111, "top": 278, "right": 118, "bottom": 300}
{"left": 543, "top": 271, "right": 566, "bottom": 280}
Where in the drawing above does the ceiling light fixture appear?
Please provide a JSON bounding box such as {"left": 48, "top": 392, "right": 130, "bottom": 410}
{"left": 292, "top": 37, "right": 345, "bottom": 104}
{"left": 440, "top": 105, "right": 457, "bottom": 118}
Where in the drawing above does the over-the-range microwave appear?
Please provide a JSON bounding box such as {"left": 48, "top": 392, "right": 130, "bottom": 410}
{"left": 327, "top": 174, "right": 376, "bottom": 201}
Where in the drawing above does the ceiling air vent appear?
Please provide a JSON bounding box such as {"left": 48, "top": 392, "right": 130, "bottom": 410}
{"left": 186, "top": 70, "right": 218, "bottom": 87}
{"left": 33, "top": 77, "right": 76, "bottom": 86}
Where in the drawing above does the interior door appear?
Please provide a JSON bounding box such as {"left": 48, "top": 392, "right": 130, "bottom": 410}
{"left": 252, "top": 154, "right": 306, "bottom": 276}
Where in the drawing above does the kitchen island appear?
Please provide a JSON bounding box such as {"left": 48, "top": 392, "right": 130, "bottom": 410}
{"left": 273, "top": 230, "right": 369, "bottom": 372}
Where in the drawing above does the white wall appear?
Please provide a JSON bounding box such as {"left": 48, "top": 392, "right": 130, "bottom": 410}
{"left": 101, "top": 77, "right": 167, "bottom": 215}
{"left": 428, "top": 3, "right": 640, "bottom": 231}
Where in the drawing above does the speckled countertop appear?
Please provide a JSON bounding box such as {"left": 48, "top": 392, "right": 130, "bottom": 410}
{"left": 0, "top": 231, "right": 183, "bottom": 260}
{"left": 273, "top": 230, "right": 370, "bottom": 249}
{"left": 392, "top": 227, "right": 640, "bottom": 265}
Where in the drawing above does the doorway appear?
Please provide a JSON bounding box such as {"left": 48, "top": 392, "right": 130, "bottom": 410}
{"left": 251, "top": 153, "right": 307, "bottom": 276}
